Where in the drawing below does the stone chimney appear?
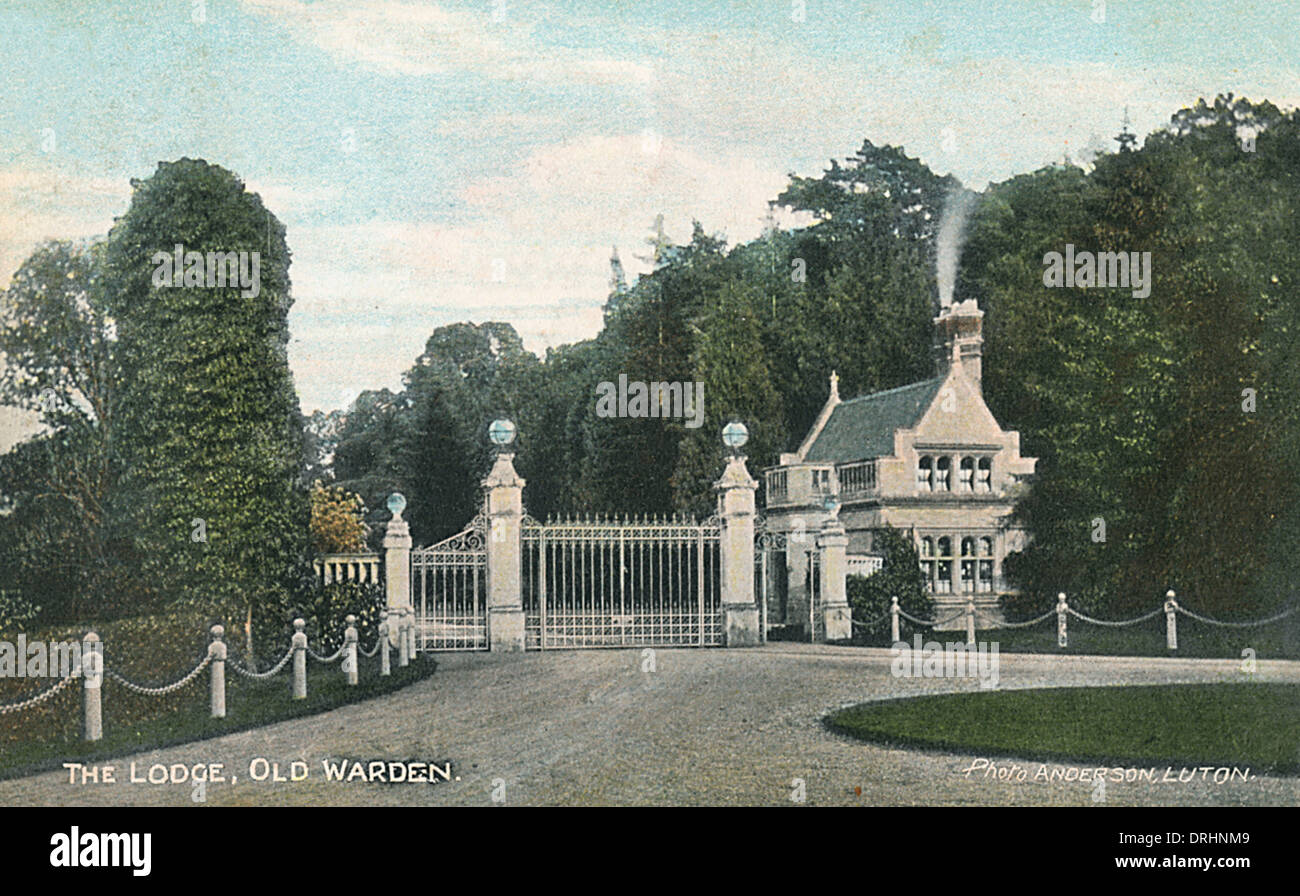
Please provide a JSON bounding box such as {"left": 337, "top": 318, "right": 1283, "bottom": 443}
{"left": 933, "top": 298, "right": 984, "bottom": 392}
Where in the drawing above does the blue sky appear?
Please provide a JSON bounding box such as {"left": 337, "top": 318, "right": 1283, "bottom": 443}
{"left": 1, "top": 0, "right": 1296, "bottom": 430}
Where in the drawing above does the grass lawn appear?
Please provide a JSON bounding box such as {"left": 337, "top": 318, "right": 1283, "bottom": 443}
{"left": 0, "top": 653, "right": 437, "bottom": 781}
{"left": 825, "top": 683, "right": 1300, "bottom": 774}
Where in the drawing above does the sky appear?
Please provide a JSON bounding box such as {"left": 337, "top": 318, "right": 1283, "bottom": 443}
{"left": 0, "top": 0, "right": 1296, "bottom": 434}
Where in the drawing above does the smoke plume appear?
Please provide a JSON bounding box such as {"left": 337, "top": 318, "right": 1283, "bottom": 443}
{"left": 935, "top": 187, "right": 978, "bottom": 307}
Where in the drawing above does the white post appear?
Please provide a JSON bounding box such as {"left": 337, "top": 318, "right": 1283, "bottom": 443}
{"left": 965, "top": 598, "right": 976, "bottom": 646}
{"left": 398, "top": 612, "right": 410, "bottom": 667}
{"left": 715, "top": 453, "right": 761, "bottom": 646}
{"left": 209, "top": 624, "right": 227, "bottom": 718}
{"left": 484, "top": 451, "right": 526, "bottom": 652}
{"left": 406, "top": 613, "right": 416, "bottom": 660}
{"left": 1056, "top": 593, "right": 1068, "bottom": 649}
{"left": 292, "top": 618, "right": 307, "bottom": 699}
{"left": 890, "top": 595, "right": 901, "bottom": 644}
{"left": 379, "top": 611, "right": 391, "bottom": 677}
{"left": 1164, "top": 589, "right": 1178, "bottom": 651}
{"left": 82, "top": 632, "right": 102, "bottom": 742}
{"left": 344, "top": 614, "right": 359, "bottom": 686}
{"left": 385, "top": 494, "right": 413, "bottom": 647}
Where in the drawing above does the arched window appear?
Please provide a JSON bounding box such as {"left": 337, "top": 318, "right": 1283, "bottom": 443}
{"left": 959, "top": 457, "right": 975, "bottom": 492}
{"left": 916, "top": 455, "right": 933, "bottom": 492}
{"left": 960, "top": 537, "right": 976, "bottom": 593}
{"left": 935, "top": 537, "right": 952, "bottom": 593}
{"left": 978, "top": 536, "right": 994, "bottom": 593}
{"left": 976, "top": 457, "right": 992, "bottom": 493}
{"left": 919, "top": 537, "right": 935, "bottom": 586}
{"left": 935, "top": 456, "right": 951, "bottom": 492}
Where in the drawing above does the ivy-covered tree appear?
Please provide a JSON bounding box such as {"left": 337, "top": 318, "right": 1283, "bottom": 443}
{"left": 103, "top": 159, "right": 309, "bottom": 645}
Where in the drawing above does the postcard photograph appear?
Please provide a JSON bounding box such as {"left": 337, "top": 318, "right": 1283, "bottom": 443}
{"left": 0, "top": 0, "right": 1295, "bottom": 874}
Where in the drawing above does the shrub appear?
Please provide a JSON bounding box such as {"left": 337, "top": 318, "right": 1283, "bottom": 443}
{"left": 846, "top": 525, "right": 934, "bottom": 644}
{"left": 289, "top": 580, "right": 387, "bottom": 655}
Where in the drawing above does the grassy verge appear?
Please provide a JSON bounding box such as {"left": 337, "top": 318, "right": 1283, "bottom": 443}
{"left": 846, "top": 613, "right": 1300, "bottom": 659}
{"left": 826, "top": 683, "right": 1300, "bottom": 774}
{"left": 0, "top": 653, "right": 437, "bottom": 781}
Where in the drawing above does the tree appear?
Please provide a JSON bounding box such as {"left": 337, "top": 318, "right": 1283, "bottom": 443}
{"left": 0, "top": 240, "right": 120, "bottom": 620}
{"left": 103, "top": 159, "right": 309, "bottom": 648}
{"left": 672, "top": 278, "right": 784, "bottom": 515}
{"left": 308, "top": 483, "right": 368, "bottom": 554}
{"left": 329, "top": 322, "right": 542, "bottom": 545}
{"left": 332, "top": 388, "right": 410, "bottom": 545}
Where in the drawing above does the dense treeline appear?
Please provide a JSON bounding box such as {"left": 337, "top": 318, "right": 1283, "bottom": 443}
{"left": 323, "top": 95, "right": 1299, "bottom": 618}
{"left": 322, "top": 142, "right": 951, "bottom": 540}
{"left": 1, "top": 95, "right": 1295, "bottom": 629}
{"left": 973, "top": 95, "right": 1300, "bottom": 616}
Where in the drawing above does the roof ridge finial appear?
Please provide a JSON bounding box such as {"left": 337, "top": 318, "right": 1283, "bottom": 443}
{"left": 829, "top": 369, "right": 840, "bottom": 401}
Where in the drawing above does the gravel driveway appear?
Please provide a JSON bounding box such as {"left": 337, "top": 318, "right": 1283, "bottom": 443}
{"left": 2, "top": 645, "right": 1297, "bottom": 806}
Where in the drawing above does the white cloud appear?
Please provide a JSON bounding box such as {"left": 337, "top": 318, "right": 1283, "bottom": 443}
{"left": 245, "top": 179, "right": 343, "bottom": 217}
{"left": 0, "top": 165, "right": 129, "bottom": 288}
{"left": 239, "top": 0, "right": 654, "bottom": 84}
{"left": 628, "top": 28, "right": 1300, "bottom": 188}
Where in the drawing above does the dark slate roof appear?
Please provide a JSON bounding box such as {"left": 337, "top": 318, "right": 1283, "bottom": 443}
{"left": 804, "top": 377, "right": 945, "bottom": 463}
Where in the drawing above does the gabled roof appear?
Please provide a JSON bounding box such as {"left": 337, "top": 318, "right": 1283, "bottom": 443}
{"left": 803, "top": 377, "right": 944, "bottom": 463}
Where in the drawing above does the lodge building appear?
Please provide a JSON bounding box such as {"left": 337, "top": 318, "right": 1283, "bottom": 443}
{"left": 761, "top": 299, "right": 1036, "bottom": 629}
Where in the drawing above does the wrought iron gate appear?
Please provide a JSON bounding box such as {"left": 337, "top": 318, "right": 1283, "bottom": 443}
{"left": 754, "top": 517, "right": 789, "bottom": 643}
{"left": 411, "top": 514, "right": 488, "bottom": 651}
{"left": 807, "top": 551, "right": 824, "bottom": 642}
{"left": 522, "top": 515, "right": 722, "bottom": 649}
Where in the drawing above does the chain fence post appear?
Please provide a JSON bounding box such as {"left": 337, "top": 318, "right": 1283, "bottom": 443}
{"left": 890, "top": 595, "right": 900, "bottom": 644}
{"left": 292, "top": 618, "right": 308, "bottom": 699}
{"left": 378, "top": 610, "right": 391, "bottom": 677}
{"left": 965, "top": 598, "right": 976, "bottom": 646}
{"left": 209, "top": 624, "right": 226, "bottom": 718}
{"left": 406, "top": 612, "right": 416, "bottom": 662}
{"left": 1056, "top": 593, "right": 1068, "bottom": 648}
{"left": 1164, "top": 589, "right": 1178, "bottom": 651}
{"left": 398, "top": 612, "right": 411, "bottom": 667}
{"left": 82, "top": 631, "right": 102, "bottom": 742}
{"left": 344, "top": 614, "right": 359, "bottom": 686}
